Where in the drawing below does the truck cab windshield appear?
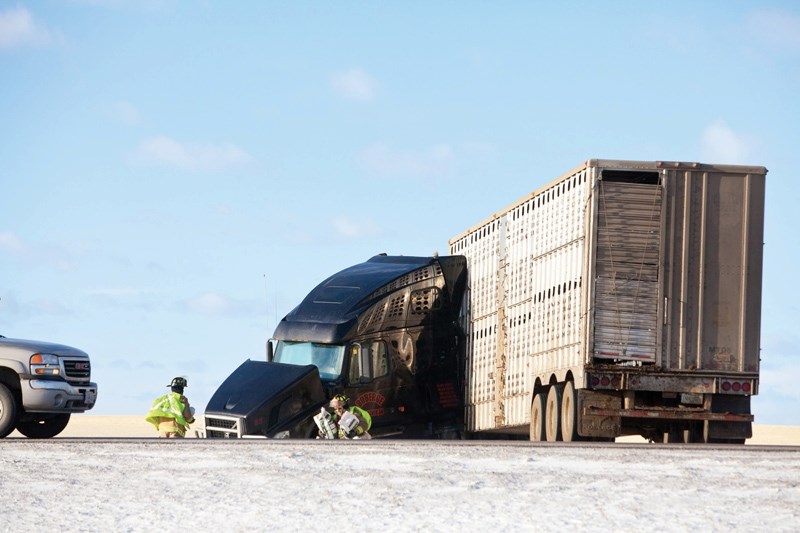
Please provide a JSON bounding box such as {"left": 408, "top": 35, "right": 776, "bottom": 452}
{"left": 273, "top": 341, "right": 345, "bottom": 381}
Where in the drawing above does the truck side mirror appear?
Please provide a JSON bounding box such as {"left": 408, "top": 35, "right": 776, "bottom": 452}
{"left": 266, "top": 340, "right": 274, "bottom": 362}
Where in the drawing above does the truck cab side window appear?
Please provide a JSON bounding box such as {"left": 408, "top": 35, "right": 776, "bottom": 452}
{"left": 348, "top": 344, "right": 361, "bottom": 385}
{"left": 347, "top": 341, "right": 389, "bottom": 384}
{"left": 371, "top": 341, "right": 389, "bottom": 378}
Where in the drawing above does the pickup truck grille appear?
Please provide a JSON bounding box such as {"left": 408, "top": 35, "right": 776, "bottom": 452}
{"left": 63, "top": 358, "right": 91, "bottom": 380}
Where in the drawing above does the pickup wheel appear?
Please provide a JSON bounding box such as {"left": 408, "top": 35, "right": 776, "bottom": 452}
{"left": 0, "top": 383, "right": 19, "bottom": 438}
{"left": 15, "top": 413, "right": 71, "bottom": 439}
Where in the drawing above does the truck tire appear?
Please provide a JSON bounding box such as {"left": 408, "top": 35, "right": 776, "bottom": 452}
{"left": 15, "top": 413, "right": 71, "bottom": 439}
{"left": 0, "top": 383, "right": 19, "bottom": 438}
{"left": 560, "top": 381, "right": 581, "bottom": 442}
{"left": 529, "top": 391, "right": 546, "bottom": 441}
{"left": 545, "top": 384, "right": 563, "bottom": 442}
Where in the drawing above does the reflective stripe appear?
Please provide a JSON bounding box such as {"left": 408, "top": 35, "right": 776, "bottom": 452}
{"left": 352, "top": 406, "right": 372, "bottom": 431}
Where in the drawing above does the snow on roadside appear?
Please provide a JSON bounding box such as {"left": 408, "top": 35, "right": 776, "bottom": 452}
{"left": 1, "top": 440, "right": 799, "bottom": 532}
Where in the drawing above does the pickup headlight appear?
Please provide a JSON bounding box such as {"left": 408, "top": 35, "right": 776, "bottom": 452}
{"left": 30, "top": 353, "right": 61, "bottom": 376}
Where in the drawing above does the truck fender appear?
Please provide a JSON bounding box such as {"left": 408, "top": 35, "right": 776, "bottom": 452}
{"left": 0, "top": 359, "right": 26, "bottom": 380}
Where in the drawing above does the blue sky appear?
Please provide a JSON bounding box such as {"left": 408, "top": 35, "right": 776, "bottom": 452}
{"left": 1, "top": 1, "right": 798, "bottom": 425}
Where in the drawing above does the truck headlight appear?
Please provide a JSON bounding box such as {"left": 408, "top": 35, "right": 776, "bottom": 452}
{"left": 30, "top": 353, "right": 61, "bottom": 376}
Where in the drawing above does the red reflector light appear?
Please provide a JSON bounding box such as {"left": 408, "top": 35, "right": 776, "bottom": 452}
{"left": 601, "top": 376, "right": 610, "bottom": 386}
{"left": 732, "top": 382, "right": 741, "bottom": 392}
{"left": 591, "top": 377, "right": 600, "bottom": 386}
{"left": 742, "top": 383, "right": 751, "bottom": 393}
{"left": 721, "top": 381, "right": 731, "bottom": 391}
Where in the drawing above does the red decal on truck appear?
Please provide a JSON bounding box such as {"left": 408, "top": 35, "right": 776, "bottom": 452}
{"left": 356, "top": 391, "right": 386, "bottom": 417}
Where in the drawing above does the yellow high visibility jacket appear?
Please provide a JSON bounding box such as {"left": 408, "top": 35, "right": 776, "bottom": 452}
{"left": 145, "top": 392, "right": 194, "bottom": 437}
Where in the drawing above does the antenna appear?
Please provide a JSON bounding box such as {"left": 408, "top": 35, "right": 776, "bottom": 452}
{"left": 264, "top": 274, "right": 269, "bottom": 335}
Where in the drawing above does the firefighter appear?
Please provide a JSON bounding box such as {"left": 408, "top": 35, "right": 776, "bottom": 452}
{"left": 145, "top": 377, "right": 195, "bottom": 438}
{"left": 329, "top": 394, "right": 372, "bottom": 439}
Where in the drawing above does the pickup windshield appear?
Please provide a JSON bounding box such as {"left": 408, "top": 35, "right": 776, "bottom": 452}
{"left": 273, "top": 341, "right": 345, "bottom": 380}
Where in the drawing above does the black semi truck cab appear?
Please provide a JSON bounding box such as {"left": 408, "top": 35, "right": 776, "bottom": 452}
{"left": 204, "top": 254, "right": 468, "bottom": 439}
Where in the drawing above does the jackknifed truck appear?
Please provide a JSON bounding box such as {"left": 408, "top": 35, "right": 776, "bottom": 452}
{"left": 204, "top": 159, "right": 766, "bottom": 443}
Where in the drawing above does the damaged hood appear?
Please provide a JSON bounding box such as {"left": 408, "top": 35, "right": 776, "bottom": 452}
{"left": 204, "top": 360, "right": 326, "bottom": 437}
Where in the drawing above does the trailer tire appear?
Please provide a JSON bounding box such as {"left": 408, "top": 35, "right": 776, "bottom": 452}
{"left": 560, "top": 381, "right": 582, "bottom": 442}
{"left": 530, "top": 392, "right": 546, "bottom": 441}
{"left": 545, "top": 384, "right": 563, "bottom": 442}
{"left": 0, "top": 383, "right": 18, "bottom": 439}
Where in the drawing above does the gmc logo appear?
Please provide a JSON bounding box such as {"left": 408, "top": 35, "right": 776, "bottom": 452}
{"left": 74, "top": 362, "right": 90, "bottom": 371}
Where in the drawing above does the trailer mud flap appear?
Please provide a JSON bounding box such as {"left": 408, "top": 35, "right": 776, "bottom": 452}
{"left": 578, "top": 389, "right": 621, "bottom": 438}
{"left": 705, "top": 394, "right": 752, "bottom": 440}
{"left": 705, "top": 420, "right": 752, "bottom": 440}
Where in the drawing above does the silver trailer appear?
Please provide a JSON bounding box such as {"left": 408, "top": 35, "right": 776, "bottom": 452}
{"left": 450, "top": 159, "right": 766, "bottom": 443}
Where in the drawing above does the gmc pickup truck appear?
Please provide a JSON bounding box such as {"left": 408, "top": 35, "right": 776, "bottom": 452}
{"left": 0, "top": 334, "right": 98, "bottom": 438}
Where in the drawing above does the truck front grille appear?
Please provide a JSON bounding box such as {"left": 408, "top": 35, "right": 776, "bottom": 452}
{"left": 63, "top": 358, "right": 91, "bottom": 380}
{"left": 204, "top": 415, "right": 243, "bottom": 438}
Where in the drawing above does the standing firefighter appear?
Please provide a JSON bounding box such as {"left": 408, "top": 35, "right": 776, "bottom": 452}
{"left": 145, "top": 377, "right": 195, "bottom": 438}
{"left": 314, "top": 394, "right": 372, "bottom": 439}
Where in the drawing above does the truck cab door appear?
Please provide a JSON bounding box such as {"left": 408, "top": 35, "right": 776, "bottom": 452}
{"left": 346, "top": 340, "right": 395, "bottom": 427}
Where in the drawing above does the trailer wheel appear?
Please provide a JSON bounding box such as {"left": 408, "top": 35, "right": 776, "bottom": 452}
{"left": 529, "top": 392, "right": 546, "bottom": 441}
{"left": 560, "top": 381, "right": 581, "bottom": 442}
{"left": 545, "top": 384, "right": 563, "bottom": 442}
{"left": 0, "top": 383, "right": 19, "bottom": 439}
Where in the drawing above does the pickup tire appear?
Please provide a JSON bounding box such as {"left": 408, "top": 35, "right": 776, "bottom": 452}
{"left": 0, "top": 383, "right": 19, "bottom": 438}
{"left": 15, "top": 413, "right": 71, "bottom": 439}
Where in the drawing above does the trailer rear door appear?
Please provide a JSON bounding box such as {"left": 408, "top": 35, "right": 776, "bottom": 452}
{"left": 592, "top": 170, "right": 663, "bottom": 362}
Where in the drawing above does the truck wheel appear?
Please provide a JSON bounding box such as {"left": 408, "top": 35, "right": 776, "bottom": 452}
{"left": 15, "top": 413, "right": 71, "bottom": 439}
{"left": 545, "top": 384, "right": 563, "bottom": 442}
{"left": 0, "top": 383, "right": 19, "bottom": 438}
{"left": 529, "top": 392, "right": 546, "bottom": 441}
{"left": 560, "top": 381, "right": 581, "bottom": 442}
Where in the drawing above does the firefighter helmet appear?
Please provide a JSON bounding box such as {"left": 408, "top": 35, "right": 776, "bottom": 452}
{"left": 329, "top": 394, "right": 349, "bottom": 408}
{"left": 168, "top": 377, "right": 188, "bottom": 389}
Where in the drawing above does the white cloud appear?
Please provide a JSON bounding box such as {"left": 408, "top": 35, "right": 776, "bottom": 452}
{"left": 186, "top": 292, "right": 228, "bottom": 314}
{"left": 135, "top": 136, "right": 253, "bottom": 172}
{"left": 331, "top": 68, "right": 377, "bottom": 101}
{"left": 748, "top": 9, "right": 800, "bottom": 51}
{"left": 0, "top": 293, "right": 71, "bottom": 319}
{"left": 28, "top": 298, "right": 71, "bottom": 315}
{"left": 700, "top": 121, "right": 753, "bottom": 164}
{"left": 180, "top": 292, "right": 261, "bottom": 317}
{"left": 0, "top": 231, "right": 25, "bottom": 256}
{"left": 359, "top": 143, "right": 456, "bottom": 179}
{"left": 65, "top": 0, "right": 170, "bottom": 11}
{"left": 331, "top": 215, "right": 382, "bottom": 239}
{"left": 0, "top": 231, "right": 76, "bottom": 270}
{"left": 106, "top": 101, "right": 141, "bottom": 125}
{"left": 0, "top": 7, "right": 54, "bottom": 49}
{"left": 86, "top": 288, "right": 158, "bottom": 310}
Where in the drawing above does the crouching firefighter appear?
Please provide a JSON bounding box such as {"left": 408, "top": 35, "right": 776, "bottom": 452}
{"left": 314, "top": 394, "right": 372, "bottom": 439}
{"left": 145, "top": 377, "right": 196, "bottom": 438}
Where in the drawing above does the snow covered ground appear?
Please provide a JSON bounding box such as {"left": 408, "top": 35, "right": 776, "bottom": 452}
{"left": 2, "top": 436, "right": 799, "bottom": 532}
